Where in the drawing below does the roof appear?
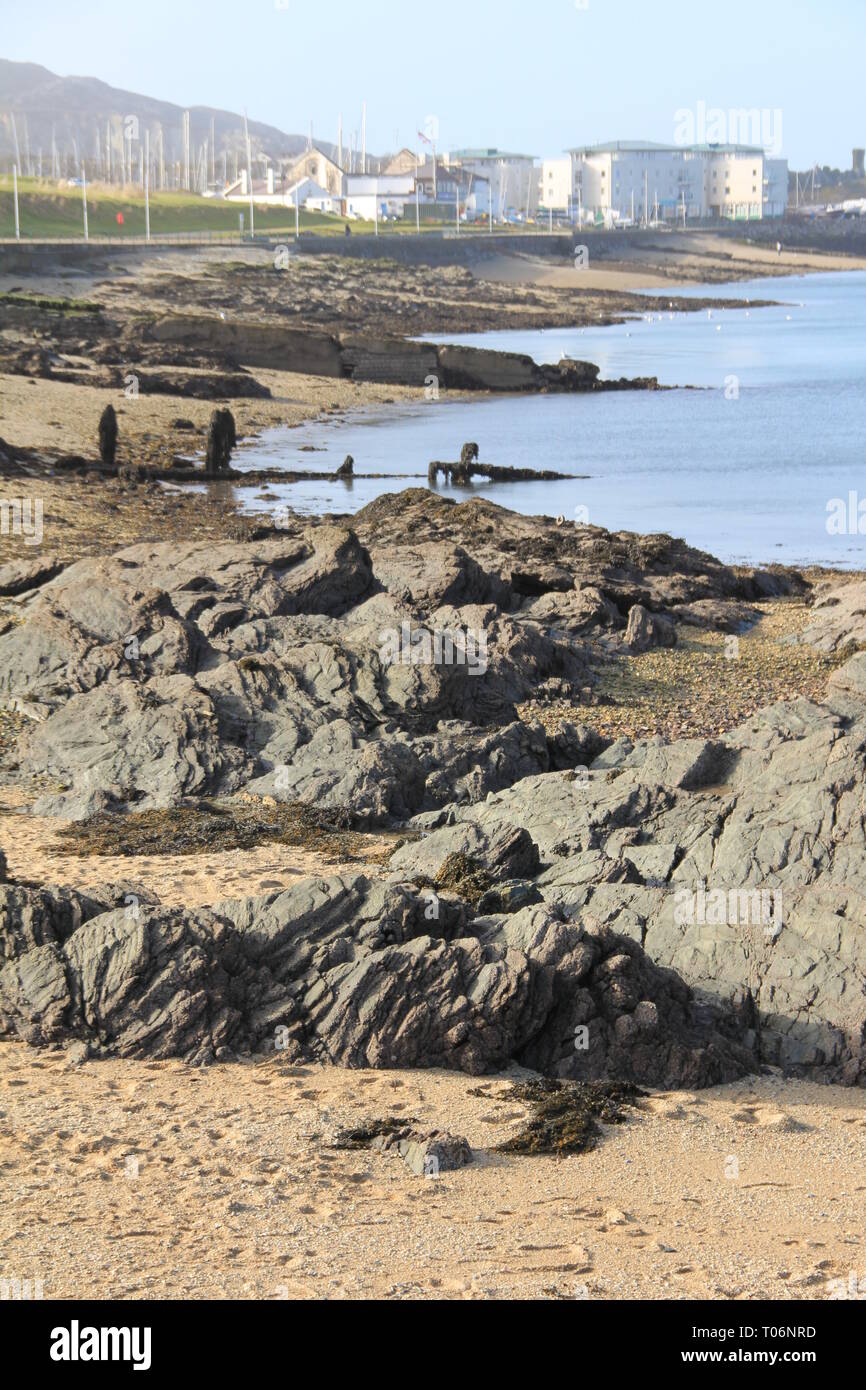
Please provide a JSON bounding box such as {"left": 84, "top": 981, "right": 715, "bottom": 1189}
{"left": 448, "top": 148, "right": 536, "bottom": 162}
{"left": 415, "top": 160, "right": 489, "bottom": 185}
{"left": 567, "top": 140, "right": 767, "bottom": 156}
{"left": 285, "top": 144, "right": 345, "bottom": 170}
{"left": 286, "top": 177, "right": 335, "bottom": 199}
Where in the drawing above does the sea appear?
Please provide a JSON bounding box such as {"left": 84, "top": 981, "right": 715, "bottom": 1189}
{"left": 228, "top": 269, "right": 866, "bottom": 569}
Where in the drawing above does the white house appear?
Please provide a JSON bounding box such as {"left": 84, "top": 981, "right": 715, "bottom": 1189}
{"left": 286, "top": 177, "right": 342, "bottom": 214}
{"left": 343, "top": 174, "right": 416, "bottom": 220}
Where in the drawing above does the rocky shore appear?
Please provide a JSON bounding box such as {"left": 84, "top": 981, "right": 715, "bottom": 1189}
{"left": 1, "top": 487, "right": 863, "bottom": 1097}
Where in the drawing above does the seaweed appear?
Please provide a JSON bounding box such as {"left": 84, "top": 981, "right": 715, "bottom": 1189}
{"left": 433, "top": 852, "right": 495, "bottom": 907}
{"left": 330, "top": 1118, "right": 418, "bottom": 1151}
{"left": 53, "top": 798, "right": 392, "bottom": 862}
{"left": 496, "top": 1078, "right": 646, "bottom": 1157}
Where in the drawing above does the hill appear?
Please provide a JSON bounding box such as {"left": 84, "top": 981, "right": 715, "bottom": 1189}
{"left": 0, "top": 57, "right": 335, "bottom": 177}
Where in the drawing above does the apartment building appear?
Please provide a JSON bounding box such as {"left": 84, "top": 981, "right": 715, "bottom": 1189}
{"left": 541, "top": 141, "right": 788, "bottom": 222}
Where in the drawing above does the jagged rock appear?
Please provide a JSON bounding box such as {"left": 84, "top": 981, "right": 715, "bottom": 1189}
{"left": 397, "top": 820, "right": 541, "bottom": 882}
{"left": 368, "top": 543, "right": 508, "bottom": 610}
{"left": 0, "top": 492, "right": 807, "bottom": 826}
{"left": 0, "top": 555, "right": 65, "bottom": 597}
{"left": 624, "top": 604, "right": 678, "bottom": 653}
{"left": 0, "top": 849, "right": 6, "bottom": 884}
{"left": 523, "top": 586, "right": 620, "bottom": 635}
{"left": 676, "top": 598, "right": 762, "bottom": 632}
{"left": 797, "top": 578, "right": 866, "bottom": 652}
{"left": 392, "top": 683, "right": 866, "bottom": 1084}
{"left": 390, "top": 1132, "right": 473, "bottom": 1177}
{"left": 0, "top": 876, "right": 754, "bottom": 1087}
{"left": 336, "top": 455, "right": 354, "bottom": 478}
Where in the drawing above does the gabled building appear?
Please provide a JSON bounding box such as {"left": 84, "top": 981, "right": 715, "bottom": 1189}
{"left": 281, "top": 145, "right": 345, "bottom": 197}
{"left": 379, "top": 148, "right": 419, "bottom": 176}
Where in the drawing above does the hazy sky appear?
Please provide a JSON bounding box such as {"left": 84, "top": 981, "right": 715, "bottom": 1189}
{"left": 3, "top": 0, "right": 863, "bottom": 169}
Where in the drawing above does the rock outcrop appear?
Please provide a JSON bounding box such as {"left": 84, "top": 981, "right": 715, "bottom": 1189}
{"left": 0, "top": 492, "right": 804, "bottom": 824}
{"left": 391, "top": 671, "right": 866, "bottom": 1084}
{"left": 0, "top": 875, "right": 754, "bottom": 1087}
{"left": 624, "top": 603, "right": 678, "bottom": 652}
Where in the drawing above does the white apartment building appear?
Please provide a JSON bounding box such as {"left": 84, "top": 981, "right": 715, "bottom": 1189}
{"left": 541, "top": 142, "right": 788, "bottom": 222}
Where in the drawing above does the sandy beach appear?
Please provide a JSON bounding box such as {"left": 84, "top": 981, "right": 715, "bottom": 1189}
{"left": 1, "top": 1043, "right": 863, "bottom": 1301}
{"left": 2, "top": 227, "right": 866, "bottom": 1307}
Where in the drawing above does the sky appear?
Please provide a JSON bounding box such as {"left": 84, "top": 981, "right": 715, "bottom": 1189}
{"left": 2, "top": 0, "right": 864, "bottom": 170}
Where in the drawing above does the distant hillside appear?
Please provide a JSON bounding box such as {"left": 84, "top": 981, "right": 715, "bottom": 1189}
{"left": 0, "top": 58, "right": 337, "bottom": 179}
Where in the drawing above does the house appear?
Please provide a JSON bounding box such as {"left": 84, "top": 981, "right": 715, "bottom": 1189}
{"left": 286, "top": 177, "right": 342, "bottom": 215}
{"left": 379, "top": 148, "right": 419, "bottom": 176}
{"left": 223, "top": 167, "right": 289, "bottom": 205}
{"left": 343, "top": 174, "right": 416, "bottom": 221}
{"left": 281, "top": 145, "right": 345, "bottom": 197}
{"left": 413, "top": 161, "right": 490, "bottom": 219}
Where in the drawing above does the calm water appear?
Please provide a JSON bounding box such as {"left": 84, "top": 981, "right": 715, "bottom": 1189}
{"left": 232, "top": 270, "right": 866, "bottom": 568}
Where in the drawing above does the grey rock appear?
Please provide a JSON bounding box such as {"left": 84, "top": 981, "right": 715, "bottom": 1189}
{"left": 397, "top": 1132, "right": 473, "bottom": 1177}
{"left": 796, "top": 578, "right": 866, "bottom": 653}
{"left": 0, "top": 492, "right": 796, "bottom": 828}
{"left": 0, "top": 876, "right": 753, "bottom": 1087}
{"left": 391, "top": 689, "right": 866, "bottom": 1084}
{"left": 624, "top": 604, "right": 678, "bottom": 653}
{"left": 0, "top": 555, "right": 65, "bottom": 597}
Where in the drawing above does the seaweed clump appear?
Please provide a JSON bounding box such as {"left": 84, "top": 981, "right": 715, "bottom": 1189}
{"left": 496, "top": 1078, "right": 646, "bottom": 1157}
{"left": 330, "top": 1118, "right": 418, "bottom": 1151}
{"left": 433, "top": 852, "right": 495, "bottom": 906}
{"left": 54, "top": 798, "right": 390, "bottom": 862}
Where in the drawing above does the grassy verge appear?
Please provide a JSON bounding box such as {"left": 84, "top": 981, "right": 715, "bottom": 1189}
{"left": 0, "top": 177, "right": 480, "bottom": 240}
